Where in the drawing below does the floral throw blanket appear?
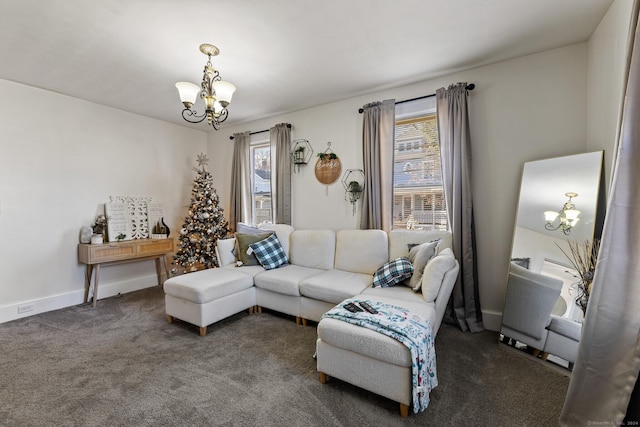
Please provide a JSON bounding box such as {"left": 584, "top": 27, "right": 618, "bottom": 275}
{"left": 321, "top": 298, "right": 437, "bottom": 413}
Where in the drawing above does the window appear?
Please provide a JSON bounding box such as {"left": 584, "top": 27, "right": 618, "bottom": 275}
{"left": 392, "top": 110, "right": 447, "bottom": 230}
{"left": 251, "top": 141, "right": 272, "bottom": 225}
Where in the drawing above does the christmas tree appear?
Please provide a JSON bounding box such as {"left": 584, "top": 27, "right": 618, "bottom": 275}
{"left": 172, "top": 153, "right": 229, "bottom": 273}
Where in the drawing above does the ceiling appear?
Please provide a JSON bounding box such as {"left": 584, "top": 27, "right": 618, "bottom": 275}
{"left": 0, "top": 0, "right": 613, "bottom": 131}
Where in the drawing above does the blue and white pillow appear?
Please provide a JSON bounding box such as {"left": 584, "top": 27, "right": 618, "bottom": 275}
{"left": 248, "top": 233, "right": 289, "bottom": 270}
{"left": 372, "top": 257, "right": 414, "bottom": 288}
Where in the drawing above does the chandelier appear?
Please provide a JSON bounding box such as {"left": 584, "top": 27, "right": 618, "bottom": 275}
{"left": 544, "top": 192, "right": 580, "bottom": 235}
{"left": 175, "top": 44, "right": 236, "bottom": 130}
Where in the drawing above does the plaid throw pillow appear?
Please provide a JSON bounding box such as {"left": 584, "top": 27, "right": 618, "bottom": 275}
{"left": 248, "top": 233, "right": 288, "bottom": 270}
{"left": 372, "top": 257, "right": 414, "bottom": 288}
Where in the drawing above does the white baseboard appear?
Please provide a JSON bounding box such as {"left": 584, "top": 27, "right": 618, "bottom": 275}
{"left": 0, "top": 274, "right": 161, "bottom": 324}
{"left": 482, "top": 309, "right": 503, "bottom": 332}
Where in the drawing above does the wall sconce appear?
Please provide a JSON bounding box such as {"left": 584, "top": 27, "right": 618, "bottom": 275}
{"left": 544, "top": 192, "right": 580, "bottom": 235}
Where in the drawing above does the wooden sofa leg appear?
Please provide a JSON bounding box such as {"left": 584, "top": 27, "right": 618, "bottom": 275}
{"left": 257, "top": 305, "right": 262, "bottom": 313}
{"left": 319, "top": 372, "right": 328, "bottom": 384}
{"left": 167, "top": 315, "right": 174, "bottom": 324}
{"left": 296, "top": 317, "right": 301, "bottom": 325}
{"left": 248, "top": 306, "right": 254, "bottom": 314}
{"left": 400, "top": 403, "right": 409, "bottom": 418}
{"left": 302, "top": 318, "right": 308, "bottom": 326}
{"left": 199, "top": 326, "right": 207, "bottom": 337}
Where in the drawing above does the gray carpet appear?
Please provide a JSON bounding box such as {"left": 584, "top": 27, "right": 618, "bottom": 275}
{"left": 0, "top": 287, "right": 569, "bottom": 426}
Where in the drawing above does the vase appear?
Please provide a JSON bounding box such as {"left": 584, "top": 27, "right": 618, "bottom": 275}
{"left": 161, "top": 217, "right": 170, "bottom": 237}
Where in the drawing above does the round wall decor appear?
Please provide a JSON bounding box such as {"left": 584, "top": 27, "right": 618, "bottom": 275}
{"left": 314, "top": 142, "right": 341, "bottom": 185}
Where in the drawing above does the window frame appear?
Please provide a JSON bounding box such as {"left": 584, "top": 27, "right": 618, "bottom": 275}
{"left": 392, "top": 98, "right": 448, "bottom": 231}
{"left": 249, "top": 137, "right": 272, "bottom": 226}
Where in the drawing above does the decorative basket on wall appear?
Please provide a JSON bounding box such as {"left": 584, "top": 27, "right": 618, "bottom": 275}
{"left": 315, "top": 142, "right": 341, "bottom": 190}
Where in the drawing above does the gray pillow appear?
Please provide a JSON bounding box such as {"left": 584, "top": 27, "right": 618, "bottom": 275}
{"left": 236, "top": 222, "right": 266, "bottom": 235}
{"left": 406, "top": 239, "right": 441, "bottom": 291}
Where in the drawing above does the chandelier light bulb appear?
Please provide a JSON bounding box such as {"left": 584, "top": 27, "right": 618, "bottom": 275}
{"left": 175, "top": 82, "right": 201, "bottom": 108}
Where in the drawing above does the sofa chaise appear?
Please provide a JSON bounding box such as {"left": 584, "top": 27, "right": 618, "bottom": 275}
{"left": 163, "top": 224, "right": 459, "bottom": 416}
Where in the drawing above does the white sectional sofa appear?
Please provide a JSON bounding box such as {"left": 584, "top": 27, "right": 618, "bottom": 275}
{"left": 163, "top": 224, "right": 459, "bottom": 416}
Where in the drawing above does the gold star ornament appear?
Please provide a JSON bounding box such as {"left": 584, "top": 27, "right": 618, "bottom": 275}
{"left": 196, "top": 153, "right": 209, "bottom": 169}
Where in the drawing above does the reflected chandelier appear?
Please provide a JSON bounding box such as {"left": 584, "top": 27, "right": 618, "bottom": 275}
{"left": 175, "top": 44, "right": 236, "bottom": 130}
{"left": 544, "top": 192, "right": 580, "bottom": 235}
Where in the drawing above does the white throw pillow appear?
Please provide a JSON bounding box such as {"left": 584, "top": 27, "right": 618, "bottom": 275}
{"left": 406, "top": 239, "right": 441, "bottom": 291}
{"left": 421, "top": 248, "right": 456, "bottom": 302}
{"left": 216, "top": 237, "right": 237, "bottom": 267}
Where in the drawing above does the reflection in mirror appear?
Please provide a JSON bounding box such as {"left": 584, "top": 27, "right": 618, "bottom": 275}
{"left": 500, "top": 151, "right": 605, "bottom": 370}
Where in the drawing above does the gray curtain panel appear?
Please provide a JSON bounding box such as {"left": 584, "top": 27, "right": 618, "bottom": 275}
{"left": 359, "top": 99, "right": 395, "bottom": 231}
{"left": 561, "top": 1, "right": 640, "bottom": 424}
{"left": 270, "top": 123, "right": 292, "bottom": 224}
{"left": 229, "top": 131, "right": 252, "bottom": 230}
{"left": 436, "top": 83, "right": 483, "bottom": 333}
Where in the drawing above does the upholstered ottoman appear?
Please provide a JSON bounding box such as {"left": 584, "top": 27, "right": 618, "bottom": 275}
{"left": 316, "top": 295, "right": 438, "bottom": 417}
{"left": 164, "top": 268, "right": 256, "bottom": 336}
{"left": 542, "top": 315, "right": 582, "bottom": 367}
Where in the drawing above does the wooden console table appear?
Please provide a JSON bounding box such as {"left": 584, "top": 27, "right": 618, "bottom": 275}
{"left": 78, "top": 238, "right": 174, "bottom": 307}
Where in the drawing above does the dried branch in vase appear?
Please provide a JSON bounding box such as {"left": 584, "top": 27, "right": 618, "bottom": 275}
{"left": 556, "top": 239, "right": 600, "bottom": 315}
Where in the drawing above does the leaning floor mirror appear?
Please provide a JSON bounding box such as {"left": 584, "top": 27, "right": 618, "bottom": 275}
{"left": 500, "top": 151, "right": 605, "bottom": 370}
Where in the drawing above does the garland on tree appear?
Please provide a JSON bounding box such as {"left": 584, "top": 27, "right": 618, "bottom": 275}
{"left": 172, "top": 153, "right": 229, "bottom": 273}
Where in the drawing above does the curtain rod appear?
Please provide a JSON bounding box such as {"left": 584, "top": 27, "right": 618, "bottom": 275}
{"left": 357, "top": 83, "right": 475, "bottom": 113}
{"left": 229, "top": 123, "right": 292, "bottom": 140}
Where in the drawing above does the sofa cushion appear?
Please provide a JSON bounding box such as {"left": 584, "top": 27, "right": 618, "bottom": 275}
{"left": 372, "top": 257, "right": 413, "bottom": 288}
{"left": 259, "top": 223, "right": 295, "bottom": 259}
{"left": 299, "top": 269, "right": 373, "bottom": 304}
{"left": 249, "top": 233, "right": 288, "bottom": 270}
{"left": 236, "top": 232, "right": 273, "bottom": 266}
{"left": 226, "top": 264, "right": 265, "bottom": 277}
{"left": 362, "top": 283, "right": 429, "bottom": 305}
{"left": 388, "top": 229, "right": 453, "bottom": 261}
{"left": 216, "top": 237, "right": 237, "bottom": 267}
{"left": 163, "top": 268, "right": 254, "bottom": 304}
{"left": 407, "top": 239, "right": 441, "bottom": 291}
{"left": 334, "top": 230, "right": 388, "bottom": 275}
{"left": 289, "top": 230, "right": 335, "bottom": 270}
{"left": 254, "top": 264, "right": 325, "bottom": 296}
{"left": 421, "top": 247, "right": 457, "bottom": 302}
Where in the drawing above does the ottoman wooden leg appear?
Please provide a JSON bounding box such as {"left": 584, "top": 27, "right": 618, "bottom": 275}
{"left": 199, "top": 326, "right": 207, "bottom": 337}
{"left": 167, "top": 315, "right": 174, "bottom": 324}
{"left": 400, "top": 403, "right": 409, "bottom": 418}
{"left": 319, "top": 372, "right": 328, "bottom": 384}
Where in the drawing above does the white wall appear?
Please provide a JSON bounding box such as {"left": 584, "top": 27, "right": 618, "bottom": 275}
{"left": 587, "top": 0, "right": 634, "bottom": 190}
{"left": 209, "top": 43, "right": 590, "bottom": 330}
{"left": 0, "top": 79, "right": 206, "bottom": 322}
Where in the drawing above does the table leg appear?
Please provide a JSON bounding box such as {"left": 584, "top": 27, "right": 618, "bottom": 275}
{"left": 163, "top": 254, "right": 171, "bottom": 282}
{"left": 84, "top": 265, "right": 94, "bottom": 304}
{"left": 92, "top": 264, "right": 100, "bottom": 308}
{"left": 154, "top": 257, "right": 163, "bottom": 286}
